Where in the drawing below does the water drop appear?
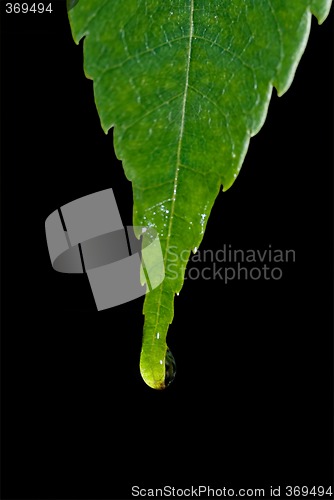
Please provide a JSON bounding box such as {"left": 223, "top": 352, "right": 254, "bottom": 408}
{"left": 164, "top": 348, "right": 176, "bottom": 387}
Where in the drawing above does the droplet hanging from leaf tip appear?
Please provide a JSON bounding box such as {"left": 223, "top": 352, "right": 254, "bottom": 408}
{"left": 164, "top": 348, "right": 176, "bottom": 388}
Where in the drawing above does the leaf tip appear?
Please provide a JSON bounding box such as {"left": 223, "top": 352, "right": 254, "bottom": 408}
{"left": 311, "top": 1, "right": 332, "bottom": 24}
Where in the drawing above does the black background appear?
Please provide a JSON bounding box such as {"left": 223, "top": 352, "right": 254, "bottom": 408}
{"left": 1, "top": 2, "right": 333, "bottom": 499}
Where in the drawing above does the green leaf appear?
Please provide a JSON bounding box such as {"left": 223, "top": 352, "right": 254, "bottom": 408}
{"left": 68, "top": 0, "right": 331, "bottom": 389}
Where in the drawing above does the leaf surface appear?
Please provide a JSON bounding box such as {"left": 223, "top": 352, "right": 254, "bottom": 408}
{"left": 68, "top": 0, "right": 331, "bottom": 389}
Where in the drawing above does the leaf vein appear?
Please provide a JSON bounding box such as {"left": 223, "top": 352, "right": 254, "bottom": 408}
{"left": 151, "top": 0, "right": 195, "bottom": 340}
{"left": 94, "top": 36, "right": 189, "bottom": 84}
{"left": 120, "top": 92, "right": 184, "bottom": 137}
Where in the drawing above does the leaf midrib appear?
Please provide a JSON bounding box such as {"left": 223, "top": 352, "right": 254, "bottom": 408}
{"left": 150, "top": 0, "right": 195, "bottom": 342}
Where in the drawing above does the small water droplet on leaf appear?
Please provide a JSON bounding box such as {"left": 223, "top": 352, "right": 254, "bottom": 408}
{"left": 164, "top": 348, "right": 176, "bottom": 387}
